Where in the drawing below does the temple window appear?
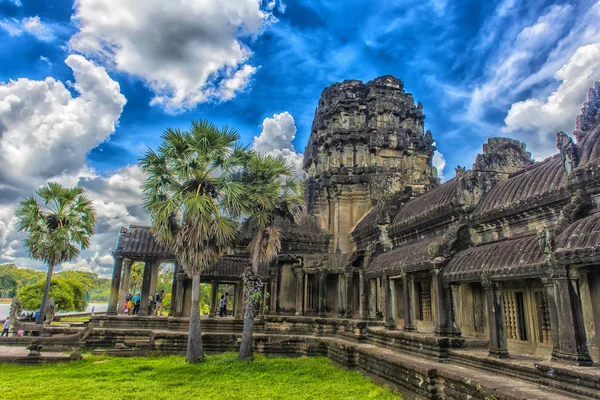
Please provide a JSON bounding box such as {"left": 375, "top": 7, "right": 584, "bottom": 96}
{"left": 416, "top": 279, "right": 432, "bottom": 321}
{"left": 503, "top": 291, "right": 528, "bottom": 341}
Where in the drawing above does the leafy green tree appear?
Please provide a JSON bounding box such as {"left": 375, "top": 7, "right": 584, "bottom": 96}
{"left": 128, "top": 261, "right": 145, "bottom": 295}
{"left": 237, "top": 154, "right": 303, "bottom": 360}
{"left": 140, "top": 120, "right": 245, "bottom": 363}
{"left": 18, "top": 277, "right": 87, "bottom": 312}
{"left": 15, "top": 183, "right": 96, "bottom": 324}
{"left": 0, "top": 264, "right": 44, "bottom": 298}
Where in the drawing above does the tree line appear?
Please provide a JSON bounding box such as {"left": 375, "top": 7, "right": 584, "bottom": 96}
{"left": 0, "top": 264, "right": 111, "bottom": 312}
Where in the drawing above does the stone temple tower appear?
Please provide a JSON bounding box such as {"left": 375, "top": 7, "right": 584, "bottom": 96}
{"left": 303, "top": 75, "right": 439, "bottom": 253}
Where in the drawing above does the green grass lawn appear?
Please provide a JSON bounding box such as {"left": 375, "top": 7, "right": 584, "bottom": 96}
{"left": 0, "top": 353, "right": 401, "bottom": 400}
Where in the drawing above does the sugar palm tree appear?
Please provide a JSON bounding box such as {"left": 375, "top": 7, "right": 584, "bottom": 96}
{"left": 139, "top": 120, "right": 245, "bottom": 363}
{"left": 238, "top": 154, "right": 303, "bottom": 360}
{"left": 16, "top": 183, "right": 96, "bottom": 324}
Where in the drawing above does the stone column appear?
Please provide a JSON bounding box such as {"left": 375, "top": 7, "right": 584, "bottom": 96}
{"left": 382, "top": 274, "right": 394, "bottom": 328}
{"left": 295, "top": 270, "right": 304, "bottom": 316}
{"left": 318, "top": 271, "right": 327, "bottom": 317}
{"left": 337, "top": 274, "right": 345, "bottom": 316}
{"left": 209, "top": 279, "right": 219, "bottom": 318}
{"left": 118, "top": 259, "right": 133, "bottom": 314}
{"left": 107, "top": 255, "right": 124, "bottom": 315}
{"left": 403, "top": 273, "right": 416, "bottom": 331}
{"left": 149, "top": 260, "right": 160, "bottom": 298}
{"left": 269, "top": 268, "right": 279, "bottom": 315}
{"left": 449, "top": 284, "right": 462, "bottom": 337}
{"left": 432, "top": 267, "right": 449, "bottom": 336}
{"left": 483, "top": 279, "right": 509, "bottom": 358}
{"left": 345, "top": 271, "right": 353, "bottom": 318}
{"left": 550, "top": 267, "right": 592, "bottom": 365}
{"left": 359, "top": 270, "right": 367, "bottom": 319}
{"left": 138, "top": 259, "right": 154, "bottom": 316}
{"left": 168, "top": 263, "right": 178, "bottom": 317}
{"left": 173, "top": 271, "right": 186, "bottom": 317}
{"left": 368, "top": 279, "right": 377, "bottom": 318}
{"left": 235, "top": 282, "right": 244, "bottom": 318}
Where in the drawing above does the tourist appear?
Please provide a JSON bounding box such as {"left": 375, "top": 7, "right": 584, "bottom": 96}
{"left": 133, "top": 293, "right": 140, "bottom": 315}
{"left": 127, "top": 298, "right": 134, "bottom": 315}
{"left": 218, "top": 294, "right": 225, "bottom": 317}
{"left": 154, "top": 290, "right": 165, "bottom": 316}
{"left": 1, "top": 317, "right": 10, "bottom": 337}
{"left": 91, "top": 305, "right": 95, "bottom": 315}
{"left": 148, "top": 295, "right": 155, "bottom": 315}
{"left": 17, "top": 328, "right": 23, "bottom": 337}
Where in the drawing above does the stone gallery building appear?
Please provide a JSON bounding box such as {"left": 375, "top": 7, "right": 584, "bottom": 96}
{"left": 100, "top": 76, "right": 600, "bottom": 398}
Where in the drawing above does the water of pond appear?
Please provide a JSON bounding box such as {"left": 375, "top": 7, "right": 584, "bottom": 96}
{"left": 0, "top": 302, "right": 107, "bottom": 318}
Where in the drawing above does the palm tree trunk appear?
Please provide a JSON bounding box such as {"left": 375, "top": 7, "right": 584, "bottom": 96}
{"left": 238, "top": 229, "right": 264, "bottom": 361}
{"left": 186, "top": 273, "right": 204, "bottom": 363}
{"left": 36, "top": 263, "right": 54, "bottom": 325}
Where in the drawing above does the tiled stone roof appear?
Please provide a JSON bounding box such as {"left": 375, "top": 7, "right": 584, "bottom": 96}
{"left": 443, "top": 235, "right": 546, "bottom": 282}
{"left": 474, "top": 156, "right": 568, "bottom": 219}
{"left": 368, "top": 239, "right": 433, "bottom": 275}
{"left": 392, "top": 179, "right": 457, "bottom": 226}
{"left": 114, "top": 225, "right": 174, "bottom": 259}
{"left": 555, "top": 213, "right": 600, "bottom": 264}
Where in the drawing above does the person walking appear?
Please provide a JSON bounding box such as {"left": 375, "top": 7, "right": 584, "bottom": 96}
{"left": 154, "top": 290, "right": 165, "bottom": 316}
{"left": 219, "top": 294, "right": 225, "bottom": 317}
{"left": 1, "top": 318, "right": 10, "bottom": 337}
{"left": 133, "top": 293, "right": 140, "bottom": 315}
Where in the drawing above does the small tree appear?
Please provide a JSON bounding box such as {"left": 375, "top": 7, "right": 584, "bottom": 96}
{"left": 237, "top": 154, "right": 303, "bottom": 360}
{"left": 140, "top": 120, "right": 245, "bottom": 363}
{"left": 15, "top": 183, "right": 96, "bottom": 324}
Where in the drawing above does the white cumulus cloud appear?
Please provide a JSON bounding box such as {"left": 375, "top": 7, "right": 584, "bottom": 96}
{"left": 432, "top": 149, "right": 447, "bottom": 182}
{"left": 504, "top": 43, "right": 600, "bottom": 159}
{"left": 0, "top": 16, "right": 54, "bottom": 41}
{"left": 252, "top": 112, "right": 305, "bottom": 178}
{"left": 0, "top": 55, "right": 143, "bottom": 277}
{"left": 69, "top": 0, "right": 277, "bottom": 113}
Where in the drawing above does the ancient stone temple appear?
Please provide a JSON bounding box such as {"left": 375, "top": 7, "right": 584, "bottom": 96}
{"left": 94, "top": 78, "right": 600, "bottom": 399}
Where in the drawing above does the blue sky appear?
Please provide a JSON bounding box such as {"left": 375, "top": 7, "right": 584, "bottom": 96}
{"left": 1, "top": 0, "right": 599, "bottom": 275}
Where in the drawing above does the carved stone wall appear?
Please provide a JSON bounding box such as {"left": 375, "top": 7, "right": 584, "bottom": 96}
{"left": 303, "top": 75, "right": 439, "bottom": 252}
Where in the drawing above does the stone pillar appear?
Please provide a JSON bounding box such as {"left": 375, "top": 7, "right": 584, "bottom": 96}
{"left": 550, "top": 268, "right": 592, "bottom": 365}
{"left": 138, "top": 259, "right": 154, "bottom": 316}
{"left": 483, "top": 280, "right": 509, "bottom": 358}
{"left": 173, "top": 270, "right": 186, "bottom": 317}
{"left": 449, "top": 284, "right": 462, "bottom": 337}
{"left": 337, "top": 274, "right": 345, "bottom": 316}
{"left": 403, "top": 273, "right": 416, "bottom": 331}
{"left": 382, "top": 274, "right": 394, "bottom": 328}
{"left": 368, "top": 279, "right": 377, "bottom": 318}
{"left": 235, "top": 282, "right": 244, "bottom": 318}
{"left": 149, "top": 260, "right": 160, "bottom": 298}
{"left": 432, "top": 267, "right": 450, "bottom": 336}
{"left": 295, "top": 270, "right": 304, "bottom": 316}
{"left": 318, "top": 271, "right": 327, "bottom": 317}
{"left": 269, "top": 268, "right": 279, "bottom": 315}
{"left": 107, "top": 255, "right": 124, "bottom": 315}
{"left": 345, "top": 271, "right": 353, "bottom": 318}
{"left": 118, "top": 259, "right": 133, "bottom": 314}
{"left": 209, "top": 279, "right": 219, "bottom": 318}
{"left": 168, "top": 263, "right": 178, "bottom": 317}
{"left": 359, "top": 270, "right": 368, "bottom": 319}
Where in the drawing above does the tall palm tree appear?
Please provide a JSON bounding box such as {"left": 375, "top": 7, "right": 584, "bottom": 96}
{"left": 16, "top": 183, "right": 96, "bottom": 325}
{"left": 238, "top": 154, "right": 303, "bottom": 360}
{"left": 139, "top": 120, "right": 245, "bottom": 363}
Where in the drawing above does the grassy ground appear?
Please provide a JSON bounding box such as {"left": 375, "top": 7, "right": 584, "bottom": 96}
{"left": 0, "top": 353, "right": 401, "bottom": 400}
{"left": 53, "top": 315, "right": 91, "bottom": 322}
